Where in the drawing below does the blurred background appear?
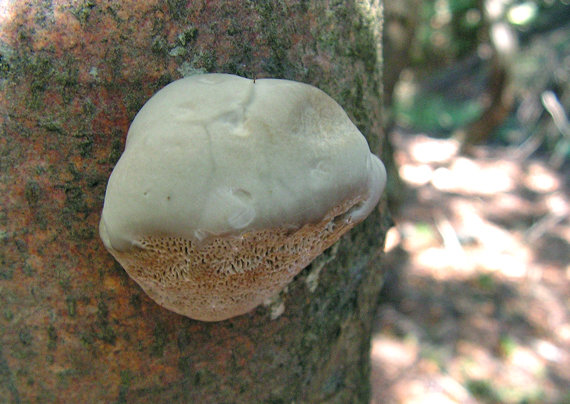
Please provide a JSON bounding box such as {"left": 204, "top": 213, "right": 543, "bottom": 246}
{"left": 371, "top": 0, "right": 570, "bottom": 402}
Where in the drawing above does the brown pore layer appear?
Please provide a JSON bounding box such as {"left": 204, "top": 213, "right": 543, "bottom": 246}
{"left": 108, "top": 196, "right": 367, "bottom": 321}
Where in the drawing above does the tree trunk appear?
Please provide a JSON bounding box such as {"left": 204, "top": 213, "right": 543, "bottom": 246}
{"left": 0, "top": 1, "right": 389, "bottom": 402}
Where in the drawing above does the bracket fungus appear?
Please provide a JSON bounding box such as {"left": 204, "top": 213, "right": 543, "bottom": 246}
{"left": 99, "top": 73, "right": 386, "bottom": 321}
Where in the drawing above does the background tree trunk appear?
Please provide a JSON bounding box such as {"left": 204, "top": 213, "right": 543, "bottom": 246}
{"left": 0, "top": 1, "right": 389, "bottom": 402}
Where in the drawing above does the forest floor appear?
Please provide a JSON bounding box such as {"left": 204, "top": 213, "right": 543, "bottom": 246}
{"left": 370, "top": 131, "right": 570, "bottom": 404}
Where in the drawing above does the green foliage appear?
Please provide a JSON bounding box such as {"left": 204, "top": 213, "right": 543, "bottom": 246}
{"left": 395, "top": 89, "right": 483, "bottom": 135}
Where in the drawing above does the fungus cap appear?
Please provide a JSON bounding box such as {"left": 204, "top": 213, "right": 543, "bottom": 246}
{"left": 99, "top": 73, "right": 386, "bottom": 321}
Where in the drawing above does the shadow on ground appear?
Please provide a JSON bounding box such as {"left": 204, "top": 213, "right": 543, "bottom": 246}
{"left": 371, "top": 132, "right": 570, "bottom": 404}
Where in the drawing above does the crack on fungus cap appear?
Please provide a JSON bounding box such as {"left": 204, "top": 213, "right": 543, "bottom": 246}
{"left": 99, "top": 73, "right": 386, "bottom": 321}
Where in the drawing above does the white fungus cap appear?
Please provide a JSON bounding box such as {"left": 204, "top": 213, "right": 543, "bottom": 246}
{"left": 99, "top": 73, "right": 386, "bottom": 321}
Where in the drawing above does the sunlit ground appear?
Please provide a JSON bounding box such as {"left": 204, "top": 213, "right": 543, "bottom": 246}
{"left": 371, "top": 132, "right": 570, "bottom": 404}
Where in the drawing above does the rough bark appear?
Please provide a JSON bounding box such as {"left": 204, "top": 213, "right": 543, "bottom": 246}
{"left": 0, "top": 1, "right": 389, "bottom": 403}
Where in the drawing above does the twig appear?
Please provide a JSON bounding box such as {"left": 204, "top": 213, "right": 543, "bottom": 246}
{"left": 541, "top": 91, "right": 570, "bottom": 169}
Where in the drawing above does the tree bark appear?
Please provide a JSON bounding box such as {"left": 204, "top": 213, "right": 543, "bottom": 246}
{"left": 0, "top": 1, "right": 389, "bottom": 402}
